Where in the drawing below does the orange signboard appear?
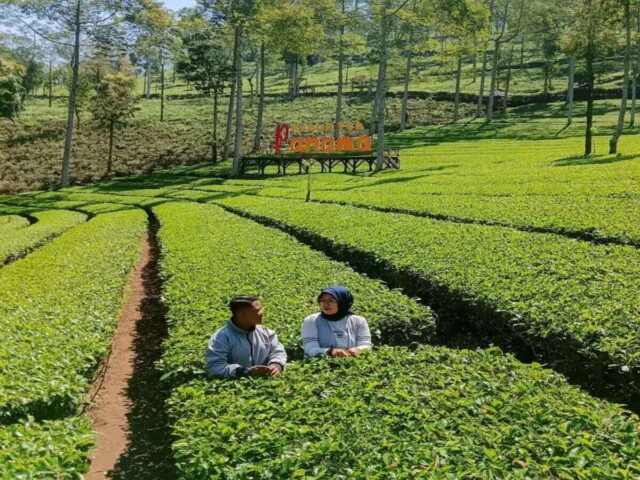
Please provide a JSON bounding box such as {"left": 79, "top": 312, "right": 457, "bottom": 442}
{"left": 274, "top": 122, "right": 371, "bottom": 154}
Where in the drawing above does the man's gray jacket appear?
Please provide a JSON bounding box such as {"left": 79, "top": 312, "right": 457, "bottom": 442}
{"left": 205, "top": 319, "right": 287, "bottom": 378}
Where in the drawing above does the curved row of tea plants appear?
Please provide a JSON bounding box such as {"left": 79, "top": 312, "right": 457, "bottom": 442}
{"left": 0, "top": 215, "right": 30, "bottom": 231}
{"left": 0, "top": 209, "right": 86, "bottom": 265}
{"left": 155, "top": 202, "right": 640, "bottom": 479}
{"left": 254, "top": 187, "right": 640, "bottom": 246}
{"left": 170, "top": 348, "right": 640, "bottom": 479}
{"left": 153, "top": 201, "right": 434, "bottom": 384}
{"left": 215, "top": 195, "right": 640, "bottom": 401}
{"left": 0, "top": 197, "right": 139, "bottom": 216}
{"left": 0, "top": 417, "right": 93, "bottom": 478}
{"left": 0, "top": 209, "right": 147, "bottom": 424}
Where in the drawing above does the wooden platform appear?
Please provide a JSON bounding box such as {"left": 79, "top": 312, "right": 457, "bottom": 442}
{"left": 240, "top": 151, "right": 400, "bottom": 175}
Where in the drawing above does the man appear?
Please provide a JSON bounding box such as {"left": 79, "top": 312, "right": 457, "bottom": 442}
{"left": 206, "top": 295, "right": 287, "bottom": 378}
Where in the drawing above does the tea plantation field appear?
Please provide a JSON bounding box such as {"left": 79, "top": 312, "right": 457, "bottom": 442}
{"left": 0, "top": 124, "right": 639, "bottom": 478}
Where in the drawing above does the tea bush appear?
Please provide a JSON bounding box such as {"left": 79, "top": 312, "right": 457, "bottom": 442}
{"left": 0, "top": 416, "right": 93, "bottom": 478}
{"left": 0, "top": 209, "right": 86, "bottom": 265}
{"left": 169, "top": 347, "right": 640, "bottom": 479}
{"left": 0, "top": 209, "right": 146, "bottom": 423}
{"left": 216, "top": 195, "right": 640, "bottom": 398}
{"left": 153, "top": 201, "right": 434, "bottom": 385}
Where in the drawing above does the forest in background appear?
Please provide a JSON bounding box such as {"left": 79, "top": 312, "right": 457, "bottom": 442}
{"left": 0, "top": 0, "right": 638, "bottom": 192}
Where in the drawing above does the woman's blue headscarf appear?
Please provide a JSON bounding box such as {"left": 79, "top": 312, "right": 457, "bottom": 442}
{"left": 318, "top": 285, "right": 354, "bottom": 321}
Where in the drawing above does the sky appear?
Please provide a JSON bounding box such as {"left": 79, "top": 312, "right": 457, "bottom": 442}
{"left": 0, "top": 0, "right": 195, "bottom": 39}
{"left": 160, "top": 0, "right": 197, "bottom": 12}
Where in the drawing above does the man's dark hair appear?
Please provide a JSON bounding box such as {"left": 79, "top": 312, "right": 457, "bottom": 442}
{"left": 229, "top": 295, "right": 259, "bottom": 317}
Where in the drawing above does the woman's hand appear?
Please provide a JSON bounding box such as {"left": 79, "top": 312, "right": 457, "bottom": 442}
{"left": 347, "top": 347, "right": 361, "bottom": 357}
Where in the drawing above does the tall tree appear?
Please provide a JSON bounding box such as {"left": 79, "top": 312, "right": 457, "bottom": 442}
{"left": 476, "top": 0, "right": 495, "bottom": 117}
{"left": 133, "top": 0, "right": 174, "bottom": 121}
{"left": 436, "top": 0, "right": 490, "bottom": 121}
{"left": 629, "top": 3, "right": 640, "bottom": 127}
{"left": 258, "top": 0, "right": 328, "bottom": 99}
{"left": 372, "top": 0, "right": 408, "bottom": 172}
{"left": 90, "top": 56, "right": 138, "bottom": 175}
{"left": 566, "top": 55, "right": 576, "bottom": 126}
{"left": 7, "top": 0, "right": 134, "bottom": 186}
{"left": 485, "top": 0, "right": 524, "bottom": 121}
{"left": 253, "top": 39, "right": 266, "bottom": 151}
{"left": 0, "top": 54, "right": 25, "bottom": 121}
{"left": 561, "top": 0, "right": 619, "bottom": 156}
{"left": 609, "top": 0, "right": 631, "bottom": 153}
{"left": 175, "top": 12, "right": 233, "bottom": 161}
{"left": 399, "top": 0, "right": 429, "bottom": 132}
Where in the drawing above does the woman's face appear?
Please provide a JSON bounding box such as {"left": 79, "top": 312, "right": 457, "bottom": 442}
{"left": 319, "top": 293, "right": 339, "bottom": 315}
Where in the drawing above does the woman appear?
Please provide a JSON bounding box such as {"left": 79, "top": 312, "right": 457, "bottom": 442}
{"left": 301, "top": 285, "right": 373, "bottom": 357}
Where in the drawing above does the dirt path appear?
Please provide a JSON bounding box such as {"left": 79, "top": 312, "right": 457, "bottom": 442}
{"left": 86, "top": 217, "right": 175, "bottom": 479}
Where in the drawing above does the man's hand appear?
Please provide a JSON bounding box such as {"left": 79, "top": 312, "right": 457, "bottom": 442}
{"left": 249, "top": 365, "right": 272, "bottom": 377}
{"left": 330, "top": 348, "right": 350, "bottom": 358}
{"left": 250, "top": 365, "right": 282, "bottom": 377}
{"left": 347, "top": 347, "right": 361, "bottom": 357}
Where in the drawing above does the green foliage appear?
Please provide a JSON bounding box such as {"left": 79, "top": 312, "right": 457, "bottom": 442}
{"left": 0, "top": 208, "right": 86, "bottom": 265}
{"left": 0, "top": 209, "right": 146, "bottom": 423}
{"left": 91, "top": 63, "right": 138, "bottom": 130}
{"left": 0, "top": 57, "right": 25, "bottom": 121}
{"left": 175, "top": 19, "right": 234, "bottom": 95}
{"left": 241, "top": 144, "right": 640, "bottom": 244}
{"left": 154, "top": 201, "right": 434, "bottom": 384}
{"left": 21, "top": 59, "right": 44, "bottom": 98}
{"left": 215, "top": 194, "right": 640, "bottom": 395}
{"left": 170, "top": 347, "right": 640, "bottom": 479}
{"left": 0, "top": 416, "right": 94, "bottom": 478}
{"left": 257, "top": 0, "right": 331, "bottom": 60}
{"left": 0, "top": 214, "right": 30, "bottom": 231}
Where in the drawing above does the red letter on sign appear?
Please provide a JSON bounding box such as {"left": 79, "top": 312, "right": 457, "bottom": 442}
{"left": 274, "top": 123, "right": 290, "bottom": 153}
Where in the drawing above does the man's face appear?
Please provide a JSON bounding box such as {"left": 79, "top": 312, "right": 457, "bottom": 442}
{"left": 242, "top": 300, "right": 264, "bottom": 326}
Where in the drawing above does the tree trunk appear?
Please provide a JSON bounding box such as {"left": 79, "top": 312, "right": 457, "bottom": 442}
{"left": 486, "top": 41, "right": 500, "bottom": 121}
{"left": 631, "top": 11, "right": 640, "bottom": 128}
{"left": 335, "top": 0, "right": 346, "bottom": 139}
{"left": 107, "top": 120, "right": 114, "bottom": 175}
{"left": 48, "top": 60, "right": 52, "bottom": 108}
{"left": 477, "top": 50, "right": 488, "bottom": 117}
{"left": 232, "top": 27, "right": 244, "bottom": 175}
{"left": 223, "top": 32, "right": 238, "bottom": 161}
{"left": 61, "top": 0, "right": 81, "bottom": 188}
{"left": 160, "top": 50, "right": 165, "bottom": 122}
{"left": 609, "top": 0, "right": 631, "bottom": 154}
{"left": 345, "top": 58, "right": 350, "bottom": 85}
{"left": 375, "top": 9, "right": 390, "bottom": 172}
{"left": 212, "top": 88, "right": 219, "bottom": 162}
{"left": 400, "top": 51, "right": 412, "bottom": 131}
{"left": 630, "top": 71, "right": 637, "bottom": 127}
{"left": 585, "top": 47, "right": 595, "bottom": 156}
{"left": 567, "top": 56, "right": 575, "bottom": 127}
{"left": 543, "top": 59, "right": 550, "bottom": 95}
{"left": 293, "top": 61, "right": 299, "bottom": 97}
{"left": 454, "top": 54, "right": 463, "bottom": 121}
{"left": 145, "top": 61, "right": 152, "bottom": 99}
{"left": 254, "top": 41, "right": 266, "bottom": 152}
{"left": 503, "top": 43, "right": 515, "bottom": 111}
{"left": 520, "top": 34, "right": 525, "bottom": 68}
{"left": 472, "top": 35, "right": 477, "bottom": 83}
